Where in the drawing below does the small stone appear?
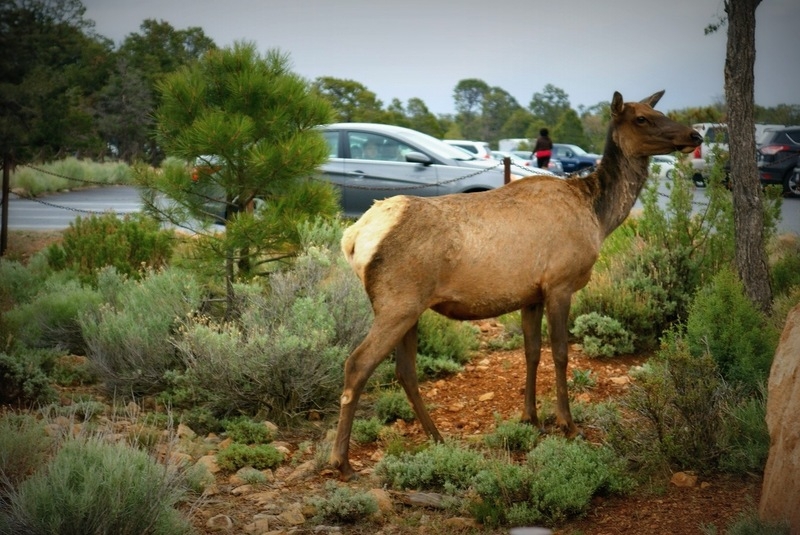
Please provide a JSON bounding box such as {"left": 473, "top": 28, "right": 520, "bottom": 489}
{"left": 478, "top": 392, "right": 495, "bottom": 401}
{"left": 206, "top": 514, "right": 233, "bottom": 531}
{"left": 670, "top": 471, "right": 698, "bottom": 488}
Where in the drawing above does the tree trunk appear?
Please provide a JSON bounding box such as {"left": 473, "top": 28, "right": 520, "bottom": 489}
{"left": 724, "top": 0, "right": 772, "bottom": 313}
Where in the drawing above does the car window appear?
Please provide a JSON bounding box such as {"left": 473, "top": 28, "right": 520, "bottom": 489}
{"left": 705, "top": 127, "right": 729, "bottom": 144}
{"left": 323, "top": 131, "right": 339, "bottom": 158}
{"left": 347, "top": 132, "right": 413, "bottom": 162}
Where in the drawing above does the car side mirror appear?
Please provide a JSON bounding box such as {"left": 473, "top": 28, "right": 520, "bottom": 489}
{"left": 405, "top": 151, "right": 432, "bottom": 165}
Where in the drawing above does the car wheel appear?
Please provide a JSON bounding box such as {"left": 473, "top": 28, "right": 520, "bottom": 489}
{"left": 692, "top": 172, "right": 706, "bottom": 188}
{"left": 784, "top": 169, "right": 800, "bottom": 198}
{"left": 665, "top": 169, "right": 674, "bottom": 180}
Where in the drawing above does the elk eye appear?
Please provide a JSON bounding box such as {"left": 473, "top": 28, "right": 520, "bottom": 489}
{"left": 636, "top": 116, "right": 648, "bottom": 125}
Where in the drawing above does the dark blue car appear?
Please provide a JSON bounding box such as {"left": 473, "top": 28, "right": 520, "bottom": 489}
{"left": 552, "top": 143, "right": 601, "bottom": 175}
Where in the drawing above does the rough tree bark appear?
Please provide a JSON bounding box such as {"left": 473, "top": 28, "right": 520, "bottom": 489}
{"left": 724, "top": 0, "right": 772, "bottom": 313}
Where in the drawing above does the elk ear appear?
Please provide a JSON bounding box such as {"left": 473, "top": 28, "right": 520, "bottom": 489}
{"left": 611, "top": 91, "right": 624, "bottom": 118}
{"left": 641, "top": 90, "right": 665, "bottom": 108}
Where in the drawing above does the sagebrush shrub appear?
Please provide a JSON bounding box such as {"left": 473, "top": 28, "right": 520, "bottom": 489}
{"left": 4, "top": 275, "right": 102, "bottom": 354}
{"left": 80, "top": 267, "right": 202, "bottom": 395}
{"left": 375, "top": 442, "right": 485, "bottom": 493}
{"left": 309, "top": 481, "right": 378, "bottom": 524}
{"left": 0, "top": 436, "right": 193, "bottom": 534}
{"left": 0, "top": 414, "right": 52, "bottom": 493}
{"left": 222, "top": 417, "right": 274, "bottom": 444}
{"left": 483, "top": 416, "right": 539, "bottom": 452}
{"left": 0, "top": 346, "right": 59, "bottom": 405}
{"left": 417, "top": 310, "right": 478, "bottom": 365}
{"left": 351, "top": 417, "right": 384, "bottom": 444}
{"left": 374, "top": 390, "right": 415, "bottom": 423}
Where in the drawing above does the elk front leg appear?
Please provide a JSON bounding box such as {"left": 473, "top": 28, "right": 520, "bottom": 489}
{"left": 546, "top": 293, "right": 578, "bottom": 438}
{"left": 331, "top": 319, "right": 413, "bottom": 480}
{"left": 394, "top": 321, "right": 443, "bottom": 443}
{"left": 520, "top": 303, "right": 544, "bottom": 428}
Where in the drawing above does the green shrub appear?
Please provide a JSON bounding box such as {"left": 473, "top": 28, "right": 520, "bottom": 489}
{"left": 80, "top": 267, "right": 203, "bottom": 395}
{"left": 46, "top": 212, "right": 174, "bottom": 283}
{"left": 770, "top": 241, "right": 800, "bottom": 296}
{"left": 0, "top": 346, "right": 59, "bottom": 405}
{"left": 375, "top": 442, "right": 486, "bottom": 493}
{"left": 0, "top": 414, "right": 52, "bottom": 493}
{"left": 222, "top": 417, "right": 274, "bottom": 444}
{"left": 374, "top": 390, "right": 415, "bottom": 423}
{"left": 686, "top": 268, "right": 778, "bottom": 392}
{"left": 0, "top": 256, "right": 52, "bottom": 308}
{"left": 720, "top": 508, "right": 790, "bottom": 535}
{"left": 718, "top": 393, "right": 770, "bottom": 475}
{"left": 483, "top": 416, "right": 539, "bottom": 452}
{"left": 472, "top": 437, "right": 631, "bottom": 527}
{"left": 418, "top": 310, "right": 478, "bottom": 365}
{"left": 351, "top": 417, "right": 384, "bottom": 444}
{"left": 568, "top": 369, "right": 597, "bottom": 391}
{"left": 309, "top": 481, "right": 378, "bottom": 524}
{"left": 216, "top": 442, "right": 284, "bottom": 471}
{"left": 0, "top": 436, "right": 194, "bottom": 535}
{"left": 570, "top": 312, "right": 634, "bottom": 357}
{"left": 4, "top": 276, "right": 102, "bottom": 354}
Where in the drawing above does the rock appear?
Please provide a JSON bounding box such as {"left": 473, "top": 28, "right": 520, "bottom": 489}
{"left": 478, "top": 392, "right": 495, "bottom": 401}
{"left": 243, "top": 515, "right": 270, "bottom": 533}
{"left": 277, "top": 507, "right": 305, "bottom": 526}
{"left": 206, "top": 514, "right": 233, "bottom": 531}
{"left": 231, "top": 484, "right": 254, "bottom": 495}
{"left": 196, "top": 455, "right": 221, "bottom": 474}
{"left": 176, "top": 423, "right": 195, "bottom": 439}
{"left": 368, "top": 488, "right": 394, "bottom": 515}
{"left": 284, "top": 460, "right": 316, "bottom": 482}
{"left": 443, "top": 516, "right": 481, "bottom": 530}
{"left": 760, "top": 304, "right": 800, "bottom": 531}
{"left": 670, "top": 471, "right": 697, "bottom": 488}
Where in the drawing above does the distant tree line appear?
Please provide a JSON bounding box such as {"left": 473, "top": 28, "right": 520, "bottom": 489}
{"left": 2, "top": 0, "right": 800, "bottom": 167}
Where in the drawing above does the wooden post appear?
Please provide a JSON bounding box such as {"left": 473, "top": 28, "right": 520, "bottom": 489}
{"left": 503, "top": 157, "right": 511, "bottom": 184}
{"left": 1, "top": 154, "right": 9, "bottom": 256}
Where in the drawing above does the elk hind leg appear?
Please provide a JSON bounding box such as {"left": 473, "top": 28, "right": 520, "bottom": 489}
{"left": 395, "top": 321, "right": 443, "bottom": 442}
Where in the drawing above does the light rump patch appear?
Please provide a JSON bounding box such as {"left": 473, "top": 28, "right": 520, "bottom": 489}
{"left": 341, "top": 196, "right": 409, "bottom": 283}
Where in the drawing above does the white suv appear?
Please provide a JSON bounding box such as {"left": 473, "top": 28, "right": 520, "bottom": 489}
{"left": 443, "top": 139, "right": 494, "bottom": 160}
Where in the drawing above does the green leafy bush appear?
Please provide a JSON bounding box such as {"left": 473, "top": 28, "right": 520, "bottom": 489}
{"left": 770, "top": 236, "right": 800, "bottom": 296}
{"left": 79, "top": 267, "right": 202, "bottom": 395}
{"left": 374, "top": 390, "right": 415, "bottom": 423}
{"left": 570, "top": 312, "right": 634, "bottom": 357}
{"left": 686, "top": 268, "right": 778, "bottom": 392}
{"left": 718, "top": 393, "right": 770, "bottom": 475}
{"left": 216, "top": 442, "right": 284, "bottom": 471}
{"left": 309, "top": 481, "right": 378, "bottom": 524}
{"left": 222, "top": 417, "right": 274, "bottom": 444}
{"left": 417, "top": 310, "right": 478, "bottom": 365}
{"left": 375, "top": 442, "right": 486, "bottom": 493}
{"left": 46, "top": 212, "right": 174, "bottom": 283}
{"left": 351, "top": 417, "right": 384, "bottom": 444}
{"left": 483, "top": 416, "right": 539, "bottom": 452}
{"left": 0, "top": 346, "right": 59, "bottom": 405}
{"left": 0, "top": 436, "right": 193, "bottom": 535}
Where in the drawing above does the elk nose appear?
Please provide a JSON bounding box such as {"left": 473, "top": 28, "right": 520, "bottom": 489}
{"left": 691, "top": 132, "right": 703, "bottom": 145}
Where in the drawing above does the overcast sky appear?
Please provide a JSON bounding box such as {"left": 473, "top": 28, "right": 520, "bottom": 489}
{"left": 82, "top": 0, "right": 800, "bottom": 116}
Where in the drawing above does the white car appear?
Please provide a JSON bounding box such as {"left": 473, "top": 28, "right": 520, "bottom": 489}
{"left": 443, "top": 139, "right": 494, "bottom": 160}
{"left": 650, "top": 154, "right": 678, "bottom": 180}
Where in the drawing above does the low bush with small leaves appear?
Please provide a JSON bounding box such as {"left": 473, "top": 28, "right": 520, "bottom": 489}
{"left": 0, "top": 346, "right": 59, "bottom": 405}
{"left": 309, "top": 481, "right": 378, "bottom": 524}
{"left": 571, "top": 312, "right": 635, "bottom": 358}
{"left": 374, "top": 390, "right": 415, "bottom": 423}
{"left": 568, "top": 368, "right": 597, "bottom": 391}
{"left": 417, "top": 310, "right": 478, "bottom": 365}
{"left": 375, "top": 442, "right": 486, "bottom": 493}
{"left": 483, "top": 415, "right": 539, "bottom": 452}
{"left": 215, "top": 442, "right": 284, "bottom": 471}
{"left": 222, "top": 417, "right": 274, "bottom": 444}
{"left": 351, "top": 417, "right": 384, "bottom": 444}
{"left": 46, "top": 212, "right": 174, "bottom": 283}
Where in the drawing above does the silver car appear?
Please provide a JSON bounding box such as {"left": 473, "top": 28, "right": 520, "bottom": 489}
{"left": 320, "top": 123, "right": 548, "bottom": 217}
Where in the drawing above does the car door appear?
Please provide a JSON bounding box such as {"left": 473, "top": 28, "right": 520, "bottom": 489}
{"left": 340, "top": 131, "right": 440, "bottom": 216}
{"left": 552, "top": 145, "right": 578, "bottom": 174}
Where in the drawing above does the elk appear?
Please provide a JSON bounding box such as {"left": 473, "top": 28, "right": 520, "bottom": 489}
{"left": 331, "top": 90, "right": 702, "bottom": 480}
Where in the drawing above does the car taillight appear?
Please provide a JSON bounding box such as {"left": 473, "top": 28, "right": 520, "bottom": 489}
{"left": 693, "top": 146, "right": 702, "bottom": 159}
{"left": 759, "top": 144, "right": 790, "bottom": 156}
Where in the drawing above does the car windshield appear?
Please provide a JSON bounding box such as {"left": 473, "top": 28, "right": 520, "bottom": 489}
{"left": 566, "top": 144, "right": 589, "bottom": 156}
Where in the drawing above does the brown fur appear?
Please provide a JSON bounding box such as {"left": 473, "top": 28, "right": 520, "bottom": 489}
{"left": 331, "top": 91, "right": 703, "bottom": 480}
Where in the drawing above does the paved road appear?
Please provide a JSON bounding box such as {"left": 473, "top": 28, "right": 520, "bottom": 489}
{"left": 4, "top": 186, "right": 143, "bottom": 230}
{"left": 3, "top": 184, "right": 799, "bottom": 235}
